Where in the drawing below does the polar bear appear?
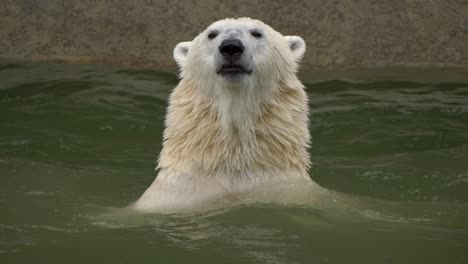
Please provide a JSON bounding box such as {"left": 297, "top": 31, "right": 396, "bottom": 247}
{"left": 133, "top": 18, "right": 315, "bottom": 212}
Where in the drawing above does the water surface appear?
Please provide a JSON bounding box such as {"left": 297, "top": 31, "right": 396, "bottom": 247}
{"left": 1, "top": 62, "right": 467, "bottom": 263}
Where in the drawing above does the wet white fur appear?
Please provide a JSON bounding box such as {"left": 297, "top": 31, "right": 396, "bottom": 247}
{"left": 133, "top": 18, "right": 312, "bottom": 212}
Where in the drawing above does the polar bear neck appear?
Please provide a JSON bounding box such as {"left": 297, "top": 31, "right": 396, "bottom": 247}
{"left": 158, "top": 78, "right": 311, "bottom": 177}
{"left": 212, "top": 79, "right": 272, "bottom": 135}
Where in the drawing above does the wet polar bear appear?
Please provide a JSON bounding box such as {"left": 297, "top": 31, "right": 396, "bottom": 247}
{"left": 134, "top": 18, "right": 317, "bottom": 212}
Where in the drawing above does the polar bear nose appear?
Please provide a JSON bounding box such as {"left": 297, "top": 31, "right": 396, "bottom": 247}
{"left": 219, "top": 39, "right": 245, "bottom": 57}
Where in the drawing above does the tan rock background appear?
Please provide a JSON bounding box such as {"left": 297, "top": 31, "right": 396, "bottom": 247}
{"left": 1, "top": 0, "right": 468, "bottom": 70}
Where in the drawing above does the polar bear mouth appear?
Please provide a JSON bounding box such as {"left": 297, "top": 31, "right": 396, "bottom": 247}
{"left": 217, "top": 64, "right": 252, "bottom": 76}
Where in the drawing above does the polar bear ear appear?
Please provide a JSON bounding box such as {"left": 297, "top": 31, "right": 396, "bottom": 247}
{"left": 285, "top": 36, "right": 306, "bottom": 61}
{"left": 173, "top": 41, "right": 191, "bottom": 67}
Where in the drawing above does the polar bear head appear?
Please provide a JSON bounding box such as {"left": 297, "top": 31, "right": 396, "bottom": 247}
{"left": 173, "top": 18, "right": 306, "bottom": 87}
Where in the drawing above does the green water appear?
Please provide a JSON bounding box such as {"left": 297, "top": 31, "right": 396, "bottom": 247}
{"left": 1, "top": 62, "right": 468, "bottom": 263}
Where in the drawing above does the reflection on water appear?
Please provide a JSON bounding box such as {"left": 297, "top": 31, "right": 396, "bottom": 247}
{"left": 1, "top": 61, "right": 468, "bottom": 263}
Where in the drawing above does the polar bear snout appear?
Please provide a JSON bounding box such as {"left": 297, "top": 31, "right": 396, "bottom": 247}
{"left": 216, "top": 38, "right": 252, "bottom": 78}
{"left": 219, "top": 39, "right": 245, "bottom": 57}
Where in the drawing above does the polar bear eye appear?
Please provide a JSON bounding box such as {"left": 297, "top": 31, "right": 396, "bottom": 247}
{"left": 250, "top": 30, "right": 262, "bottom": 38}
{"left": 208, "top": 31, "right": 218, "bottom": 40}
